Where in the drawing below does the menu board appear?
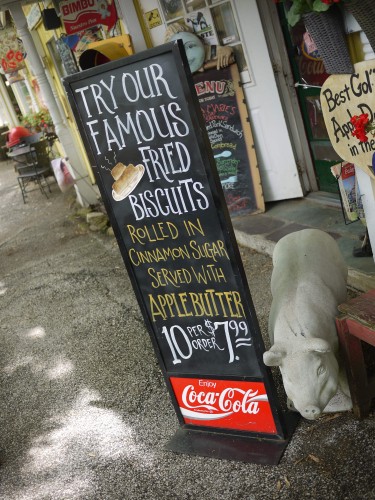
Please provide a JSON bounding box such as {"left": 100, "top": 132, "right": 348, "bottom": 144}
{"left": 194, "top": 64, "right": 264, "bottom": 215}
{"left": 63, "top": 42, "right": 287, "bottom": 450}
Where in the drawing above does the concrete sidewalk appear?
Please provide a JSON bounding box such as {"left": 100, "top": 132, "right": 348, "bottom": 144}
{"left": 232, "top": 192, "right": 375, "bottom": 293}
{"left": 1, "top": 159, "right": 375, "bottom": 500}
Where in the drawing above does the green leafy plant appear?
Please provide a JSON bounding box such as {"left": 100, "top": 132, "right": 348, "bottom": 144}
{"left": 21, "top": 109, "right": 53, "bottom": 129}
{"left": 277, "top": 0, "right": 345, "bottom": 26}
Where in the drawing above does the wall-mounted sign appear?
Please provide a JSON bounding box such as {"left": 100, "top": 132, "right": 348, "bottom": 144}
{"left": 26, "top": 3, "right": 42, "bottom": 30}
{"left": 145, "top": 9, "right": 162, "bottom": 30}
{"left": 185, "top": 8, "right": 218, "bottom": 45}
{"left": 60, "top": 0, "right": 117, "bottom": 35}
{"left": 63, "top": 41, "right": 296, "bottom": 464}
{"left": 321, "top": 60, "right": 375, "bottom": 179}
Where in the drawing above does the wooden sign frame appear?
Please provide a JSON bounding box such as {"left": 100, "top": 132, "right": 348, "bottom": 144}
{"left": 63, "top": 41, "right": 297, "bottom": 464}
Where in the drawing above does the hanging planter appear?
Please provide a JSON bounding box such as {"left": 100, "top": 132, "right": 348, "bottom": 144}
{"left": 280, "top": 0, "right": 354, "bottom": 74}
{"left": 343, "top": 0, "right": 375, "bottom": 54}
{"left": 303, "top": 6, "right": 354, "bottom": 74}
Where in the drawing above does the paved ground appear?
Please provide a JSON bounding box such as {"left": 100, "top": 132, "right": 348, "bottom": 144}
{"left": 232, "top": 194, "right": 375, "bottom": 292}
{"left": 1, "top": 160, "right": 375, "bottom": 500}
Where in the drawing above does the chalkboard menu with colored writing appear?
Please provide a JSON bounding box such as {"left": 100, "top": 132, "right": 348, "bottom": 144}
{"left": 194, "top": 64, "right": 264, "bottom": 215}
{"left": 63, "top": 42, "right": 293, "bottom": 463}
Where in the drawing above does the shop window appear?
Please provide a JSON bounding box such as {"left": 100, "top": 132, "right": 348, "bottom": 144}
{"left": 210, "top": 2, "right": 239, "bottom": 45}
{"left": 185, "top": 0, "right": 206, "bottom": 13}
{"left": 155, "top": 0, "right": 248, "bottom": 73}
{"left": 160, "top": 0, "right": 185, "bottom": 21}
{"left": 47, "top": 37, "right": 67, "bottom": 79}
{"left": 305, "top": 95, "right": 329, "bottom": 141}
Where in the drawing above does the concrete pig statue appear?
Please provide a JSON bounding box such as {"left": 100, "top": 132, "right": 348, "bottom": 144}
{"left": 263, "top": 229, "right": 352, "bottom": 420}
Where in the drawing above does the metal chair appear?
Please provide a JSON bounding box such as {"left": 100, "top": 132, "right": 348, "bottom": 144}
{"left": 15, "top": 140, "right": 53, "bottom": 203}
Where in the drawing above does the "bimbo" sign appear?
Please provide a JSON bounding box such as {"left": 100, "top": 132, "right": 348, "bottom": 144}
{"left": 60, "top": 0, "right": 117, "bottom": 34}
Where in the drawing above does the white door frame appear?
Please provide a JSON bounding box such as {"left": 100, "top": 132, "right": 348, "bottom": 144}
{"left": 256, "top": 0, "right": 318, "bottom": 193}
{"left": 232, "top": 0, "right": 304, "bottom": 201}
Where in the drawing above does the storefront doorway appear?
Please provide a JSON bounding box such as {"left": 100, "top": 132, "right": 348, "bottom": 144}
{"left": 276, "top": 6, "right": 342, "bottom": 194}
{"left": 137, "top": 0, "right": 304, "bottom": 202}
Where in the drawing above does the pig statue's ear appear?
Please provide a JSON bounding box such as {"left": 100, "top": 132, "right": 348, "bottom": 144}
{"left": 263, "top": 346, "right": 285, "bottom": 366}
{"left": 306, "top": 338, "right": 331, "bottom": 353}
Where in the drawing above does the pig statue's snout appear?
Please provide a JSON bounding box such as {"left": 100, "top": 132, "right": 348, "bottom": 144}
{"left": 301, "top": 405, "right": 322, "bottom": 420}
{"left": 264, "top": 343, "right": 340, "bottom": 420}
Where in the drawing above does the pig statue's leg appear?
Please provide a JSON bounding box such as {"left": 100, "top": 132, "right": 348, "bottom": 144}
{"left": 323, "top": 363, "right": 352, "bottom": 413}
{"left": 323, "top": 386, "right": 352, "bottom": 413}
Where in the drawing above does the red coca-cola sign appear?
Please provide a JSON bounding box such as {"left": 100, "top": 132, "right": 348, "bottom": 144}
{"left": 170, "top": 377, "right": 277, "bottom": 434}
{"left": 341, "top": 163, "right": 355, "bottom": 179}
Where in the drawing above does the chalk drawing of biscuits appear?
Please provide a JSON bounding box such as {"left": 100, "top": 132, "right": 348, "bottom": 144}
{"left": 111, "top": 162, "right": 145, "bottom": 201}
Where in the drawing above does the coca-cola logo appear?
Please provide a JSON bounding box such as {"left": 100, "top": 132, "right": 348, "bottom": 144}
{"left": 181, "top": 383, "right": 268, "bottom": 420}
{"left": 170, "top": 377, "right": 277, "bottom": 434}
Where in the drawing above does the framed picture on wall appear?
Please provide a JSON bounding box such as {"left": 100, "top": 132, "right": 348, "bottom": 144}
{"left": 182, "top": 0, "right": 205, "bottom": 13}
{"left": 184, "top": 7, "right": 218, "bottom": 45}
{"left": 160, "top": 0, "right": 184, "bottom": 21}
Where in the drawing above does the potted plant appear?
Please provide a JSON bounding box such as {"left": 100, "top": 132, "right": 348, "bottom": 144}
{"left": 284, "top": 0, "right": 333, "bottom": 27}
{"left": 277, "top": 0, "right": 353, "bottom": 74}
{"left": 285, "top": 0, "right": 375, "bottom": 54}
{"left": 21, "top": 109, "right": 54, "bottom": 133}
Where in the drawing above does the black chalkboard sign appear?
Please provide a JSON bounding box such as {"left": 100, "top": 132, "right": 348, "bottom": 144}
{"left": 63, "top": 42, "right": 296, "bottom": 464}
{"left": 194, "top": 64, "right": 264, "bottom": 215}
